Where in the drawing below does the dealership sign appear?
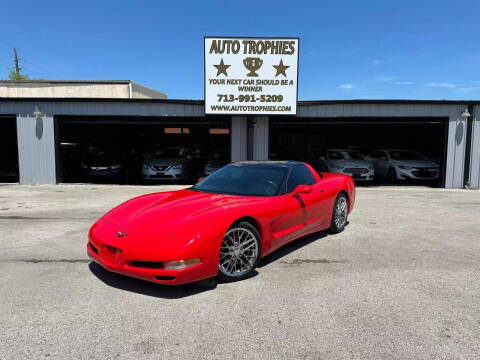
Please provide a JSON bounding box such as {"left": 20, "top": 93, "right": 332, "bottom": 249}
{"left": 204, "top": 37, "right": 299, "bottom": 115}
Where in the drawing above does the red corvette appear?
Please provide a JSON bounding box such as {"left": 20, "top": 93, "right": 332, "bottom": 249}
{"left": 88, "top": 161, "right": 355, "bottom": 285}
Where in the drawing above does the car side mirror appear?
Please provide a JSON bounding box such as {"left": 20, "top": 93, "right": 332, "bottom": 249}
{"left": 197, "top": 177, "right": 205, "bottom": 183}
{"left": 292, "top": 184, "right": 313, "bottom": 195}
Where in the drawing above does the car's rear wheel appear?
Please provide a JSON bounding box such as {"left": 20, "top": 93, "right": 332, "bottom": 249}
{"left": 387, "top": 168, "right": 397, "bottom": 182}
{"left": 329, "top": 193, "right": 348, "bottom": 233}
{"left": 217, "top": 222, "right": 261, "bottom": 282}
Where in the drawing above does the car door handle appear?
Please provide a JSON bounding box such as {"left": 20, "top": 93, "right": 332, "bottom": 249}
{"left": 319, "top": 188, "right": 325, "bottom": 193}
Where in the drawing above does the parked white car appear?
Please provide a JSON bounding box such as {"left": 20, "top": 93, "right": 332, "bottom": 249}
{"left": 141, "top": 146, "right": 191, "bottom": 181}
{"left": 366, "top": 149, "right": 439, "bottom": 181}
{"left": 318, "top": 149, "right": 375, "bottom": 181}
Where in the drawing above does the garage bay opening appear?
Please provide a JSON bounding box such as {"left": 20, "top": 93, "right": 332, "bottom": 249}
{"left": 269, "top": 117, "right": 447, "bottom": 188}
{"left": 56, "top": 116, "right": 230, "bottom": 184}
{"left": 0, "top": 116, "right": 19, "bottom": 183}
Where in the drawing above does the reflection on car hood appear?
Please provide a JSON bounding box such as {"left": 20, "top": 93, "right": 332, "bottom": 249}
{"left": 392, "top": 159, "right": 439, "bottom": 168}
{"left": 143, "top": 158, "right": 185, "bottom": 166}
{"left": 328, "top": 159, "right": 371, "bottom": 168}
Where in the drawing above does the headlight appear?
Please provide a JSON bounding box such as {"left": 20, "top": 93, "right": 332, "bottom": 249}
{"left": 398, "top": 165, "right": 411, "bottom": 170}
{"left": 142, "top": 164, "right": 151, "bottom": 170}
{"left": 165, "top": 258, "right": 201, "bottom": 270}
{"left": 170, "top": 164, "right": 183, "bottom": 170}
{"left": 109, "top": 165, "right": 122, "bottom": 170}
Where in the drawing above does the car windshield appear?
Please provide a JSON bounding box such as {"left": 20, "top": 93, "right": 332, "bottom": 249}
{"left": 86, "top": 148, "right": 119, "bottom": 166}
{"left": 155, "top": 148, "right": 184, "bottom": 158}
{"left": 389, "top": 151, "right": 424, "bottom": 160}
{"left": 328, "top": 150, "right": 364, "bottom": 160}
{"left": 193, "top": 164, "right": 288, "bottom": 196}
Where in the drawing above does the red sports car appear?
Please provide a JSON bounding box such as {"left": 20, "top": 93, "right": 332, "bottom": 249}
{"left": 87, "top": 161, "right": 355, "bottom": 285}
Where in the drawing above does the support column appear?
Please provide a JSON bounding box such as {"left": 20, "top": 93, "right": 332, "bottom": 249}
{"left": 468, "top": 105, "right": 480, "bottom": 189}
{"left": 231, "top": 116, "right": 247, "bottom": 162}
{"left": 253, "top": 116, "right": 269, "bottom": 160}
{"left": 445, "top": 108, "right": 469, "bottom": 189}
{"left": 16, "top": 112, "right": 57, "bottom": 184}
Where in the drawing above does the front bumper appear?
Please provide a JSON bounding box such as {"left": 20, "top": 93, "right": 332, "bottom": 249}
{"left": 84, "top": 168, "right": 122, "bottom": 178}
{"left": 141, "top": 165, "right": 184, "bottom": 180}
{"left": 397, "top": 167, "right": 439, "bottom": 180}
{"left": 87, "top": 221, "right": 217, "bottom": 285}
{"left": 87, "top": 241, "right": 211, "bottom": 285}
{"left": 331, "top": 167, "right": 375, "bottom": 181}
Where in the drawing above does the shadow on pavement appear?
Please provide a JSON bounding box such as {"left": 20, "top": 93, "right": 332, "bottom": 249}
{"left": 258, "top": 230, "right": 330, "bottom": 268}
{"left": 89, "top": 226, "right": 343, "bottom": 296}
{"left": 88, "top": 262, "right": 217, "bottom": 299}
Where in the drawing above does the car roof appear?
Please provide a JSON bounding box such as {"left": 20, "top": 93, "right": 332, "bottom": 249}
{"left": 232, "top": 160, "right": 304, "bottom": 168}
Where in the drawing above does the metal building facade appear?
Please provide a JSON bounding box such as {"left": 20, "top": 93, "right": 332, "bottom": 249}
{"left": 0, "top": 98, "right": 478, "bottom": 189}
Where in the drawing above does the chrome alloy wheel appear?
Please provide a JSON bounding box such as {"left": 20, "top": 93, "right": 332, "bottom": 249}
{"left": 334, "top": 196, "right": 348, "bottom": 229}
{"left": 219, "top": 227, "right": 259, "bottom": 277}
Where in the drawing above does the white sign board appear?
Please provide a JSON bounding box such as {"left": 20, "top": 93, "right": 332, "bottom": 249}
{"left": 204, "top": 37, "right": 299, "bottom": 115}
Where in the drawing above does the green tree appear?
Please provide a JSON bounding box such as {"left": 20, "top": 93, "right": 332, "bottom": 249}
{"left": 8, "top": 69, "right": 29, "bottom": 80}
{"left": 8, "top": 48, "right": 29, "bottom": 80}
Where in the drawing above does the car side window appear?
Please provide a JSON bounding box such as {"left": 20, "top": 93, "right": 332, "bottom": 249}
{"left": 369, "top": 151, "right": 380, "bottom": 159}
{"left": 286, "top": 165, "right": 316, "bottom": 193}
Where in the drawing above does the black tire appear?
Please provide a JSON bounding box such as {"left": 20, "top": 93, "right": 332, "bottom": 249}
{"left": 387, "top": 168, "right": 397, "bottom": 182}
{"left": 329, "top": 193, "right": 349, "bottom": 234}
{"left": 217, "top": 221, "right": 261, "bottom": 282}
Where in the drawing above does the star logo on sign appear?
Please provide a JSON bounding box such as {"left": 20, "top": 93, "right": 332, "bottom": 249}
{"left": 273, "top": 59, "right": 289, "bottom": 77}
{"left": 214, "top": 58, "right": 230, "bottom": 77}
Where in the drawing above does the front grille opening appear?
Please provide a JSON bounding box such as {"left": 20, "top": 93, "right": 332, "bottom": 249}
{"left": 130, "top": 260, "right": 164, "bottom": 269}
{"left": 154, "top": 275, "right": 175, "bottom": 281}
{"left": 344, "top": 168, "right": 369, "bottom": 174}
{"left": 103, "top": 244, "right": 122, "bottom": 253}
{"left": 88, "top": 242, "right": 99, "bottom": 255}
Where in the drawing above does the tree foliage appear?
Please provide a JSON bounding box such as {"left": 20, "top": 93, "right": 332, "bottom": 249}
{"left": 9, "top": 69, "right": 29, "bottom": 80}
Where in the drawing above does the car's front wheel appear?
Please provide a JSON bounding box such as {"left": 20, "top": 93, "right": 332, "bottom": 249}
{"left": 387, "top": 168, "right": 397, "bottom": 182}
{"left": 217, "top": 222, "right": 261, "bottom": 282}
{"left": 329, "top": 193, "right": 348, "bottom": 233}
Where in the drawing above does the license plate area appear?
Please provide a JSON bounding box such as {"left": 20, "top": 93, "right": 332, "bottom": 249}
{"left": 102, "top": 244, "right": 122, "bottom": 265}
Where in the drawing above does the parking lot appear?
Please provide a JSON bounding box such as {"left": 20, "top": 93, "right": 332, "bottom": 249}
{"left": 1, "top": 184, "right": 479, "bottom": 359}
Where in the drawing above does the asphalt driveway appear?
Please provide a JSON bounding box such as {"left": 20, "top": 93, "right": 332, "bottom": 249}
{"left": 0, "top": 184, "right": 479, "bottom": 359}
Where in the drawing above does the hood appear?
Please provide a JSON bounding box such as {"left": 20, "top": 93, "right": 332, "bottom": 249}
{"left": 101, "top": 189, "right": 268, "bottom": 240}
{"left": 143, "top": 158, "right": 185, "bottom": 167}
{"left": 391, "top": 159, "right": 439, "bottom": 168}
{"left": 328, "top": 159, "right": 371, "bottom": 168}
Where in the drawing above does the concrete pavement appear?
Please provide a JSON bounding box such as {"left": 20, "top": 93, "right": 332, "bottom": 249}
{"left": 0, "top": 184, "right": 479, "bottom": 359}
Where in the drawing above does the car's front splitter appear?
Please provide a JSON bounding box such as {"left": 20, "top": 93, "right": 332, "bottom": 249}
{"left": 87, "top": 243, "right": 214, "bottom": 285}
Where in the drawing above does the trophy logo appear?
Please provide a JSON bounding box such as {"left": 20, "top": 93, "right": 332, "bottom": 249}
{"left": 243, "top": 57, "right": 263, "bottom": 77}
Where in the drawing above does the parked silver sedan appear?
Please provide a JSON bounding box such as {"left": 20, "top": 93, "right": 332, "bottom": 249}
{"left": 318, "top": 149, "right": 375, "bottom": 181}
{"left": 366, "top": 149, "right": 439, "bottom": 181}
{"left": 141, "top": 146, "right": 191, "bottom": 181}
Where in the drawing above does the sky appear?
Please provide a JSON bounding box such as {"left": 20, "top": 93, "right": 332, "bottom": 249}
{"left": 1, "top": 0, "right": 479, "bottom": 100}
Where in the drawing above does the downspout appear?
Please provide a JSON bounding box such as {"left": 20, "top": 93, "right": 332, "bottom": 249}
{"left": 463, "top": 103, "right": 474, "bottom": 188}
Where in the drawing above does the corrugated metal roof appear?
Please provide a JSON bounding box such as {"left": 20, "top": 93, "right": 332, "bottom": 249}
{"left": 0, "top": 97, "right": 479, "bottom": 105}
{"left": 0, "top": 80, "right": 132, "bottom": 84}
